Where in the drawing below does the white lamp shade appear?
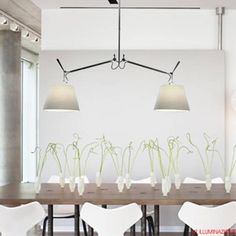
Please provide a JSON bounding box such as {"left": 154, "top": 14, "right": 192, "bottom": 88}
{"left": 154, "top": 84, "right": 190, "bottom": 111}
{"left": 44, "top": 84, "right": 79, "bottom": 111}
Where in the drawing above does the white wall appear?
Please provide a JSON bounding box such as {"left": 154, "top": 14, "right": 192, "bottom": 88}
{"left": 40, "top": 8, "right": 236, "bottom": 231}
{"left": 42, "top": 9, "right": 217, "bottom": 50}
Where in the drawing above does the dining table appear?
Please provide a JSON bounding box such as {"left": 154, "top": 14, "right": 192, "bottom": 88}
{"left": 0, "top": 183, "right": 234, "bottom": 236}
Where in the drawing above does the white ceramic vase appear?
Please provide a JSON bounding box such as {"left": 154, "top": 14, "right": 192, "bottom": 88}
{"left": 59, "top": 173, "right": 65, "bottom": 188}
{"left": 205, "top": 174, "right": 212, "bottom": 191}
{"left": 117, "top": 176, "right": 125, "bottom": 192}
{"left": 69, "top": 176, "right": 76, "bottom": 192}
{"left": 162, "top": 177, "right": 168, "bottom": 196}
{"left": 96, "top": 172, "right": 102, "bottom": 187}
{"left": 125, "top": 173, "right": 132, "bottom": 189}
{"left": 34, "top": 176, "right": 41, "bottom": 194}
{"left": 174, "top": 173, "right": 181, "bottom": 190}
{"left": 225, "top": 176, "right": 232, "bottom": 193}
{"left": 77, "top": 177, "right": 85, "bottom": 196}
{"left": 150, "top": 171, "right": 157, "bottom": 187}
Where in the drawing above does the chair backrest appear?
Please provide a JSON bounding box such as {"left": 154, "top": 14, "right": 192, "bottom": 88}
{"left": 131, "top": 177, "right": 150, "bottom": 184}
{"left": 75, "top": 176, "right": 89, "bottom": 184}
{"left": 183, "top": 177, "right": 224, "bottom": 184}
{"left": 81, "top": 203, "right": 142, "bottom": 236}
{"left": 48, "top": 175, "right": 90, "bottom": 183}
{"left": 0, "top": 201, "right": 45, "bottom": 236}
{"left": 48, "top": 175, "right": 61, "bottom": 183}
{"left": 178, "top": 201, "right": 236, "bottom": 236}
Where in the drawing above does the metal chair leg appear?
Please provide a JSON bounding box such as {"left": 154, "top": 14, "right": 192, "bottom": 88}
{"left": 82, "top": 220, "right": 88, "bottom": 236}
{"left": 184, "top": 224, "right": 189, "bottom": 236}
{"left": 42, "top": 216, "right": 48, "bottom": 236}
{"left": 146, "top": 216, "right": 154, "bottom": 236}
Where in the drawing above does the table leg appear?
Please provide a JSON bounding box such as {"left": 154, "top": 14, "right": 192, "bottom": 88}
{"left": 74, "top": 205, "right": 80, "bottom": 236}
{"left": 141, "top": 205, "right": 147, "bottom": 236}
{"left": 154, "top": 205, "right": 160, "bottom": 236}
{"left": 48, "top": 205, "right": 53, "bottom": 236}
{"left": 88, "top": 226, "right": 94, "bottom": 236}
{"left": 130, "top": 224, "right": 135, "bottom": 236}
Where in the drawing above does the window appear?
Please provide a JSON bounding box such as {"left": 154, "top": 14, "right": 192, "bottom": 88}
{"left": 21, "top": 52, "right": 39, "bottom": 182}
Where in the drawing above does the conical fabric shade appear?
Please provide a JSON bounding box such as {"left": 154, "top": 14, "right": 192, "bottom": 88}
{"left": 44, "top": 84, "right": 79, "bottom": 111}
{"left": 154, "top": 84, "right": 190, "bottom": 111}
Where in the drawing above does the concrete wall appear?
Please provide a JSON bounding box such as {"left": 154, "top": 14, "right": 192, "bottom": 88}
{"left": 0, "top": 30, "right": 22, "bottom": 185}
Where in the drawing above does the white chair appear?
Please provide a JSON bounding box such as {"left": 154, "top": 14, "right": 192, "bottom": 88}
{"left": 178, "top": 201, "right": 236, "bottom": 236}
{"left": 131, "top": 177, "right": 158, "bottom": 236}
{"left": 81, "top": 202, "right": 142, "bottom": 236}
{"left": 0, "top": 201, "right": 45, "bottom": 236}
{"left": 42, "top": 175, "right": 89, "bottom": 236}
{"left": 182, "top": 177, "right": 224, "bottom": 236}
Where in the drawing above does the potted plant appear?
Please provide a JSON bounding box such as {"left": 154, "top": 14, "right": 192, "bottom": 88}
{"left": 67, "top": 134, "right": 97, "bottom": 195}
{"left": 144, "top": 140, "right": 157, "bottom": 187}
{"left": 124, "top": 141, "right": 144, "bottom": 189}
{"left": 186, "top": 133, "right": 220, "bottom": 191}
{"left": 169, "top": 137, "right": 192, "bottom": 189}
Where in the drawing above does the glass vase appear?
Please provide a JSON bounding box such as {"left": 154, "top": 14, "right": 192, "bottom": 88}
{"left": 150, "top": 171, "right": 157, "bottom": 187}
{"left": 117, "top": 176, "right": 125, "bottom": 192}
{"left": 166, "top": 175, "right": 172, "bottom": 193}
{"left": 125, "top": 173, "right": 132, "bottom": 189}
{"left": 225, "top": 176, "right": 232, "bottom": 193}
{"left": 162, "top": 177, "right": 168, "bottom": 196}
{"left": 59, "top": 173, "right": 65, "bottom": 188}
{"left": 205, "top": 174, "right": 212, "bottom": 191}
{"left": 96, "top": 172, "right": 102, "bottom": 187}
{"left": 34, "top": 176, "right": 41, "bottom": 194}
{"left": 77, "top": 177, "right": 85, "bottom": 196}
{"left": 69, "top": 176, "right": 76, "bottom": 192}
{"left": 174, "top": 173, "right": 181, "bottom": 190}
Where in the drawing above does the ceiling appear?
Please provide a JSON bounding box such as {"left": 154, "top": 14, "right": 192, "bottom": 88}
{"left": 0, "top": 0, "right": 236, "bottom": 54}
{"left": 0, "top": 0, "right": 41, "bottom": 53}
{"left": 32, "top": 0, "right": 236, "bottom": 9}
{"left": 0, "top": 0, "right": 40, "bottom": 33}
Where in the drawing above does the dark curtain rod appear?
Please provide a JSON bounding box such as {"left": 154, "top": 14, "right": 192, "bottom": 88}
{"left": 60, "top": 6, "right": 200, "bottom": 10}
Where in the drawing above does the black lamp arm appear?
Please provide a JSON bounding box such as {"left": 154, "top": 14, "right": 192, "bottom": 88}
{"left": 126, "top": 59, "right": 172, "bottom": 77}
{"left": 171, "top": 61, "right": 180, "bottom": 74}
{"left": 56, "top": 58, "right": 113, "bottom": 75}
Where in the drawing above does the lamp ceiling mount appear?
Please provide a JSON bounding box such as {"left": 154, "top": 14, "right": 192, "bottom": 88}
{"left": 108, "top": 0, "right": 118, "bottom": 4}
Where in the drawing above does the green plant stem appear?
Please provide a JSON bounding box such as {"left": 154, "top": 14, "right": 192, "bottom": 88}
{"left": 186, "top": 133, "right": 208, "bottom": 174}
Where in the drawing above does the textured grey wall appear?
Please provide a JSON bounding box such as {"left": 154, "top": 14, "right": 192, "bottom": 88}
{"left": 0, "top": 30, "right": 22, "bottom": 185}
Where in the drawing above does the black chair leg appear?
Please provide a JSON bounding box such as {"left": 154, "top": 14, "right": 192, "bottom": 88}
{"left": 42, "top": 216, "right": 48, "bottom": 236}
{"left": 146, "top": 216, "right": 154, "bottom": 236}
{"left": 82, "top": 220, "right": 88, "bottom": 236}
{"left": 184, "top": 224, "right": 189, "bottom": 236}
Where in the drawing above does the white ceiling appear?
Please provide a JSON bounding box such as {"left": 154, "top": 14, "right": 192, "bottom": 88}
{"left": 32, "top": 0, "right": 236, "bottom": 9}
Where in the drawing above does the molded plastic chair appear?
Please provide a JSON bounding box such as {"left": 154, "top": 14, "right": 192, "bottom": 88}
{"left": 182, "top": 177, "right": 224, "bottom": 235}
{"left": 81, "top": 202, "right": 142, "bottom": 236}
{"left": 131, "top": 177, "right": 156, "bottom": 236}
{"left": 42, "top": 175, "right": 89, "bottom": 236}
{"left": 178, "top": 201, "right": 236, "bottom": 236}
{"left": 131, "top": 177, "right": 152, "bottom": 184}
{"left": 0, "top": 201, "right": 45, "bottom": 236}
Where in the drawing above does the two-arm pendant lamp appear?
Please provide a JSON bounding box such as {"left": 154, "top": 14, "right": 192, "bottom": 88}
{"left": 43, "top": 0, "right": 189, "bottom": 112}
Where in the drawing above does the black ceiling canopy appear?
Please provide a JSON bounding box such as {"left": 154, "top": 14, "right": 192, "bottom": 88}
{"left": 108, "top": 0, "right": 118, "bottom": 4}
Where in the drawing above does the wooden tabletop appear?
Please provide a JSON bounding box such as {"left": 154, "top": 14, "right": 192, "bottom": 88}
{"left": 0, "top": 183, "right": 235, "bottom": 205}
